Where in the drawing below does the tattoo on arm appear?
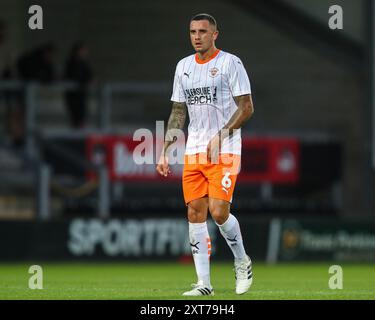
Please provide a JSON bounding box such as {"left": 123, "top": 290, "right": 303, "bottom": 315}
{"left": 163, "top": 102, "right": 187, "bottom": 154}
{"left": 167, "top": 102, "right": 187, "bottom": 132}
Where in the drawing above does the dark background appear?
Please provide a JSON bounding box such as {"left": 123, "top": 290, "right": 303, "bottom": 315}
{"left": 0, "top": 0, "right": 374, "bottom": 224}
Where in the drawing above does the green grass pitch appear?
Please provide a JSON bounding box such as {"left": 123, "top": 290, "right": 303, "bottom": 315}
{"left": 0, "top": 262, "right": 374, "bottom": 300}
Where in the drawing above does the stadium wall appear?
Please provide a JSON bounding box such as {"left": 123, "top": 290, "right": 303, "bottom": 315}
{"left": 0, "top": 0, "right": 370, "bottom": 217}
{"left": 1, "top": 217, "right": 374, "bottom": 262}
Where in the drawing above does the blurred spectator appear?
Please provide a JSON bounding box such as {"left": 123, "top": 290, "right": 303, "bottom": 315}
{"left": 0, "top": 20, "right": 14, "bottom": 79}
{"left": 64, "top": 42, "right": 93, "bottom": 128}
{"left": 11, "top": 42, "right": 58, "bottom": 146}
{"left": 17, "top": 42, "right": 57, "bottom": 83}
{"left": 0, "top": 20, "right": 21, "bottom": 146}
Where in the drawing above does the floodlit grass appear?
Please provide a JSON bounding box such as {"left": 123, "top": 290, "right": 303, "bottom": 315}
{"left": 0, "top": 262, "right": 374, "bottom": 300}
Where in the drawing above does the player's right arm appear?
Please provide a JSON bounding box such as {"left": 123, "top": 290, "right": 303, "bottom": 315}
{"left": 156, "top": 101, "right": 187, "bottom": 177}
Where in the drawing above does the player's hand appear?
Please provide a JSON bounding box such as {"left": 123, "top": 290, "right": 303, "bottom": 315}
{"left": 207, "top": 133, "right": 221, "bottom": 164}
{"left": 156, "top": 155, "right": 171, "bottom": 177}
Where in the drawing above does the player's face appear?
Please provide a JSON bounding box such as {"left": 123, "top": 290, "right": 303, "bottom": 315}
{"left": 189, "top": 20, "right": 218, "bottom": 53}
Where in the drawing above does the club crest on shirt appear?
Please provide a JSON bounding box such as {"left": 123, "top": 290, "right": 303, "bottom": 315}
{"left": 209, "top": 67, "right": 219, "bottom": 77}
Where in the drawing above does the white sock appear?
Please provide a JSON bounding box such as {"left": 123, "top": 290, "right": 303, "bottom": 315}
{"left": 216, "top": 214, "right": 247, "bottom": 261}
{"left": 188, "top": 222, "right": 212, "bottom": 288}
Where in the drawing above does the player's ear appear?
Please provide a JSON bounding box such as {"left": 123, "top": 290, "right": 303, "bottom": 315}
{"left": 213, "top": 30, "right": 219, "bottom": 40}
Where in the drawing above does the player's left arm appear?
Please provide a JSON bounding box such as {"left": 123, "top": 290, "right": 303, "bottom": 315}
{"left": 207, "top": 94, "right": 254, "bottom": 161}
{"left": 220, "top": 94, "right": 254, "bottom": 139}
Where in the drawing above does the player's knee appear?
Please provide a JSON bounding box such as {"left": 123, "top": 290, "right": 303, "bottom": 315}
{"left": 210, "top": 211, "right": 228, "bottom": 225}
{"left": 187, "top": 204, "right": 206, "bottom": 223}
{"left": 209, "top": 208, "right": 228, "bottom": 225}
{"left": 209, "top": 202, "right": 229, "bottom": 225}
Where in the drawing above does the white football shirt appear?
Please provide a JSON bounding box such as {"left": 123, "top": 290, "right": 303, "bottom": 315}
{"left": 171, "top": 49, "right": 252, "bottom": 155}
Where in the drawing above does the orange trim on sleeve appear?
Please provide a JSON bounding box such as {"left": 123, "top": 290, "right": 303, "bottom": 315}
{"left": 195, "top": 49, "right": 220, "bottom": 64}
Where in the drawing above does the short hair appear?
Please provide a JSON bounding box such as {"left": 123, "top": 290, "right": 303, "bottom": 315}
{"left": 191, "top": 13, "right": 217, "bottom": 30}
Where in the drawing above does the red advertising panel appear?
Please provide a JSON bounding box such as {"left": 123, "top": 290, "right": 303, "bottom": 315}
{"left": 239, "top": 138, "right": 299, "bottom": 184}
{"left": 86, "top": 135, "right": 299, "bottom": 184}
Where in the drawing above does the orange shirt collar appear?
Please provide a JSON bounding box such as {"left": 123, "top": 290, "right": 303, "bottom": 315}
{"left": 195, "top": 49, "right": 220, "bottom": 64}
